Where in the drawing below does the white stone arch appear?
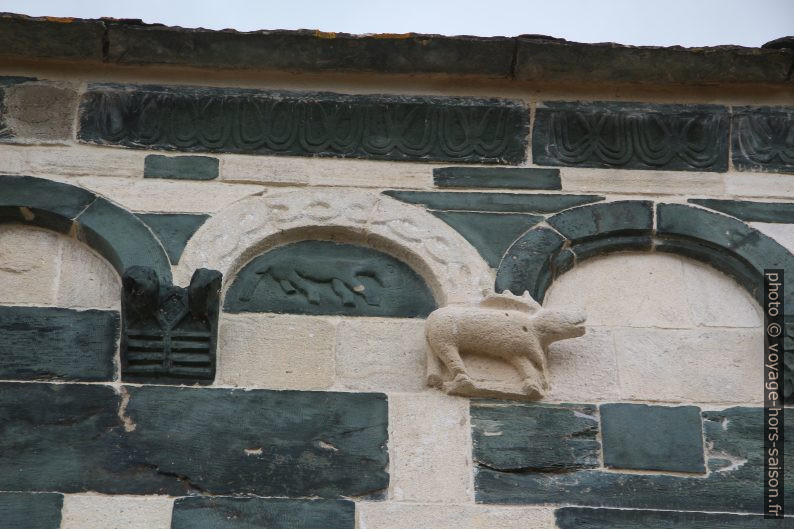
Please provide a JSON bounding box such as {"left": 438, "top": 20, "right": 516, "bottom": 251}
{"left": 176, "top": 188, "right": 493, "bottom": 306}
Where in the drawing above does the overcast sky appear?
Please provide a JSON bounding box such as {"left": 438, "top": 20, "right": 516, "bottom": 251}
{"left": 1, "top": 0, "right": 792, "bottom": 47}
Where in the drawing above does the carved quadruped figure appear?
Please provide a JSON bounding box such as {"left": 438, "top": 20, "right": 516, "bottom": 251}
{"left": 238, "top": 256, "right": 385, "bottom": 307}
{"left": 425, "top": 290, "right": 586, "bottom": 401}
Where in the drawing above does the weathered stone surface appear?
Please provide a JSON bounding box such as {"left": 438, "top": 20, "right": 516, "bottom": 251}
{"left": 495, "top": 227, "right": 566, "bottom": 301}
{"left": 0, "top": 224, "right": 59, "bottom": 304}
{"left": 1, "top": 81, "right": 79, "bottom": 143}
{"left": 224, "top": 241, "right": 436, "bottom": 317}
{"left": 121, "top": 267, "right": 221, "bottom": 384}
{"left": 0, "top": 306, "right": 118, "bottom": 381}
{"left": 0, "top": 144, "right": 146, "bottom": 178}
{"left": 514, "top": 36, "right": 794, "bottom": 85}
{"left": 0, "top": 492, "right": 63, "bottom": 529}
{"left": 544, "top": 253, "right": 693, "bottom": 328}
{"left": 476, "top": 407, "right": 793, "bottom": 513}
{"left": 136, "top": 213, "right": 209, "bottom": 264}
{"left": 682, "top": 258, "right": 763, "bottom": 328}
{"left": 562, "top": 167, "right": 726, "bottom": 196}
{"left": 358, "top": 502, "right": 558, "bottom": 529}
{"left": 61, "top": 495, "right": 172, "bottom": 529}
{"left": 600, "top": 403, "right": 705, "bottom": 473}
{"left": 79, "top": 84, "right": 528, "bottom": 164}
{"left": 555, "top": 507, "right": 788, "bottom": 528}
{"left": 384, "top": 190, "right": 603, "bottom": 213}
{"left": 0, "top": 175, "right": 172, "bottom": 282}
{"left": 106, "top": 22, "right": 515, "bottom": 77}
{"left": 533, "top": 102, "right": 729, "bottom": 172}
{"left": 75, "top": 177, "right": 266, "bottom": 214}
{"left": 613, "top": 328, "right": 763, "bottom": 404}
{"left": 472, "top": 401, "right": 599, "bottom": 472}
{"left": 433, "top": 167, "right": 561, "bottom": 190}
{"left": 546, "top": 201, "right": 653, "bottom": 242}
{"left": 690, "top": 198, "right": 794, "bottom": 223}
{"left": 732, "top": 106, "right": 794, "bottom": 174}
{"left": 0, "top": 13, "right": 104, "bottom": 60}
{"left": 0, "top": 382, "right": 388, "bottom": 497}
{"left": 218, "top": 313, "right": 336, "bottom": 390}
{"left": 57, "top": 236, "right": 121, "bottom": 310}
{"left": 171, "top": 497, "right": 355, "bottom": 529}
{"left": 431, "top": 211, "right": 541, "bottom": 267}
{"left": 388, "top": 393, "right": 471, "bottom": 502}
{"left": 545, "top": 328, "right": 620, "bottom": 402}
{"left": 725, "top": 171, "right": 794, "bottom": 199}
{"left": 143, "top": 155, "right": 219, "bottom": 180}
{"left": 334, "top": 318, "right": 427, "bottom": 392}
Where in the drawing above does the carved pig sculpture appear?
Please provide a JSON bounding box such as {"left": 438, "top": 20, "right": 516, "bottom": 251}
{"left": 425, "top": 291, "right": 586, "bottom": 400}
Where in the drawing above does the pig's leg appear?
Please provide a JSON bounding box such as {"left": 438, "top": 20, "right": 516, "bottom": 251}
{"left": 432, "top": 342, "right": 471, "bottom": 383}
{"left": 511, "top": 355, "right": 546, "bottom": 395}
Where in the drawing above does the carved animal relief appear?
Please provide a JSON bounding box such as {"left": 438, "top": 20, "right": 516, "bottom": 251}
{"left": 426, "top": 291, "right": 586, "bottom": 401}
{"left": 225, "top": 240, "right": 436, "bottom": 318}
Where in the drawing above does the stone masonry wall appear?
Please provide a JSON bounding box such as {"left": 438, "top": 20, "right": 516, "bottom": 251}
{"left": 0, "top": 62, "right": 792, "bottom": 529}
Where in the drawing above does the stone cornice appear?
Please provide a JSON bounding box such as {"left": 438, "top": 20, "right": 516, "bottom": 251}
{"left": 1, "top": 12, "right": 792, "bottom": 85}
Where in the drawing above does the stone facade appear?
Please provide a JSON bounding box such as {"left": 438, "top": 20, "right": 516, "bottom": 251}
{"left": 0, "top": 13, "right": 793, "bottom": 528}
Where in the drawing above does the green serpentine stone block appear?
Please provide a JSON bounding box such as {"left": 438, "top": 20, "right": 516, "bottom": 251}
{"left": 732, "top": 106, "right": 794, "bottom": 174}
{"left": 0, "top": 493, "right": 63, "bottom": 529}
{"left": 144, "top": 155, "right": 219, "bottom": 180}
{"left": 136, "top": 213, "right": 209, "bottom": 264}
{"left": 0, "top": 382, "right": 388, "bottom": 497}
{"left": 475, "top": 407, "right": 793, "bottom": 513}
{"left": 78, "top": 84, "right": 529, "bottom": 164}
{"left": 433, "top": 167, "right": 562, "bottom": 190}
{"left": 471, "top": 401, "right": 600, "bottom": 472}
{"left": 533, "top": 101, "right": 730, "bottom": 172}
{"left": 431, "top": 211, "right": 542, "bottom": 268}
{"left": 171, "top": 498, "right": 355, "bottom": 529}
{"left": 494, "top": 227, "right": 566, "bottom": 300}
{"left": 546, "top": 200, "right": 654, "bottom": 242}
{"left": 384, "top": 190, "right": 603, "bottom": 213}
{"left": 690, "top": 198, "right": 794, "bottom": 223}
{"left": 555, "top": 508, "right": 788, "bottom": 528}
{"left": 600, "top": 404, "right": 705, "bottom": 473}
{"left": 0, "top": 306, "right": 118, "bottom": 382}
{"left": 225, "top": 241, "right": 436, "bottom": 317}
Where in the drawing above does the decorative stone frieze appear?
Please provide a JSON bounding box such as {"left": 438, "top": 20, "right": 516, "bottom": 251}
{"left": 532, "top": 102, "right": 730, "bottom": 172}
{"left": 78, "top": 84, "right": 529, "bottom": 164}
{"left": 425, "top": 291, "right": 586, "bottom": 400}
{"left": 732, "top": 106, "right": 794, "bottom": 174}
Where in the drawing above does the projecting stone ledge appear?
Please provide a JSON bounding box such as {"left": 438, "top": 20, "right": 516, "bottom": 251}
{"left": 0, "top": 13, "right": 791, "bottom": 85}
